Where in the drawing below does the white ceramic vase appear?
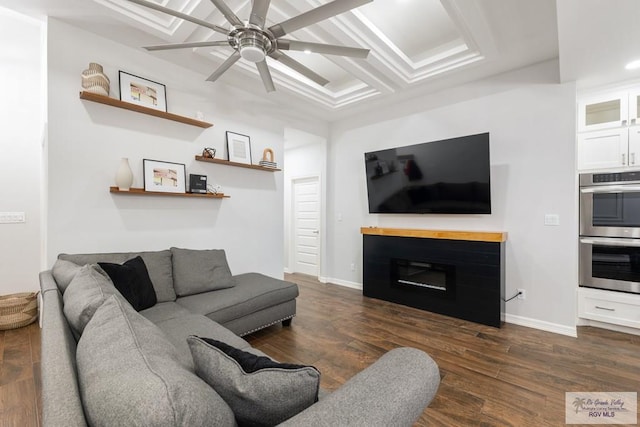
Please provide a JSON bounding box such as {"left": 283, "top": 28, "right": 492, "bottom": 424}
{"left": 115, "top": 158, "right": 134, "bottom": 191}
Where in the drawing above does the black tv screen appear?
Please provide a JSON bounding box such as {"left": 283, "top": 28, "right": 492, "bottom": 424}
{"left": 364, "top": 133, "right": 491, "bottom": 214}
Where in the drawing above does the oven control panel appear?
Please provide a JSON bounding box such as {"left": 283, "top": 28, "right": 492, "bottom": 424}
{"left": 582, "top": 171, "right": 640, "bottom": 185}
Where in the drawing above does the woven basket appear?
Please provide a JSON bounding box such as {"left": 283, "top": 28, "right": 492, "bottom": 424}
{"left": 0, "top": 292, "right": 38, "bottom": 330}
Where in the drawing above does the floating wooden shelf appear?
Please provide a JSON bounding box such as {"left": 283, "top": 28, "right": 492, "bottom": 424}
{"left": 80, "top": 91, "right": 213, "bottom": 128}
{"left": 360, "top": 227, "right": 508, "bottom": 243}
{"left": 110, "top": 187, "right": 228, "bottom": 198}
{"left": 195, "top": 155, "right": 281, "bottom": 171}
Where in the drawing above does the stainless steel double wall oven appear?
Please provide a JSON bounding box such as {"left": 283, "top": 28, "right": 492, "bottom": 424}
{"left": 580, "top": 170, "right": 640, "bottom": 294}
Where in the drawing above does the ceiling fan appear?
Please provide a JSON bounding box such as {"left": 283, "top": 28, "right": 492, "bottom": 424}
{"left": 127, "top": 0, "right": 373, "bottom": 92}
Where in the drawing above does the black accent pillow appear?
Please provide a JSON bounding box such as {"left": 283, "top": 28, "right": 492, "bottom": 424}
{"left": 187, "top": 336, "right": 320, "bottom": 426}
{"left": 98, "top": 256, "right": 157, "bottom": 311}
{"left": 205, "top": 337, "right": 314, "bottom": 373}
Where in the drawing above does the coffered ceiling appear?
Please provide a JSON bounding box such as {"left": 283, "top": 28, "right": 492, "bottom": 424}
{"left": 2, "top": 0, "right": 560, "bottom": 120}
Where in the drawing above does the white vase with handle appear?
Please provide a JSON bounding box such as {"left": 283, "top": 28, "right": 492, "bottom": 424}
{"left": 115, "top": 158, "right": 134, "bottom": 191}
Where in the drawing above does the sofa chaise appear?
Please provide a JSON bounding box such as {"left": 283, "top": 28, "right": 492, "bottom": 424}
{"left": 40, "top": 247, "right": 441, "bottom": 426}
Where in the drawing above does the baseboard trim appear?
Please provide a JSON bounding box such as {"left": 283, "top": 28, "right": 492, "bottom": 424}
{"left": 578, "top": 318, "right": 640, "bottom": 336}
{"left": 294, "top": 274, "right": 577, "bottom": 336}
{"left": 504, "top": 313, "right": 577, "bottom": 337}
{"left": 326, "top": 278, "right": 363, "bottom": 290}
{"left": 283, "top": 268, "right": 292, "bottom": 274}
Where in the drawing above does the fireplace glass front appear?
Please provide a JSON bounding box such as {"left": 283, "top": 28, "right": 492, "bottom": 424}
{"left": 391, "top": 258, "right": 456, "bottom": 299}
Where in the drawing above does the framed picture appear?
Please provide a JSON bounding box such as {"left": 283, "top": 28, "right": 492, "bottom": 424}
{"left": 226, "top": 131, "right": 252, "bottom": 165}
{"left": 143, "top": 159, "right": 186, "bottom": 193}
{"left": 119, "top": 71, "right": 167, "bottom": 112}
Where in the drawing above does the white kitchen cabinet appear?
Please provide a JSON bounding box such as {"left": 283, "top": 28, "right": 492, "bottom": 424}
{"left": 578, "top": 128, "right": 629, "bottom": 170}
{"left": 578, "top": 92, "right": 628, "bottom": 132}
{"left": 628, "top": 126, "right": 640, "bottom": 167}
{"left": 577, "top": 85, "right": 640, "bottom": 170}
{"left": 627, "top": 89, "right": 640, "bottom": 126}
{"left": 578, "top": 287, "right": 640, "bottom": 330}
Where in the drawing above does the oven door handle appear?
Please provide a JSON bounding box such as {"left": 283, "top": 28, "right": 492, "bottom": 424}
{"left": 581, "top": 185, "right": 640, "bottom": 193}
{"left": 580, "top": 237, "right": 640, "bottom": 247}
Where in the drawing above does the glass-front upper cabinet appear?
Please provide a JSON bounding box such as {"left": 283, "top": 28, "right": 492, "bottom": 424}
{"left": 627, "top": 89, "right": 640, "bottom": 127}
{"left": 578, "top": 92, "right": 628, "bottom": 132}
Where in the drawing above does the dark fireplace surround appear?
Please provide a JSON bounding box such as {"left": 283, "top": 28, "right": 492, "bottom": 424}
{"left": 362, "top": 228, "right": 506, "bottom": 327}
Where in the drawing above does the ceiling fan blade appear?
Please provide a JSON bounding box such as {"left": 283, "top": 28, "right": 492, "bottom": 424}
{"left": 277, "top": 39, "right": 369, "bottom": 58}
{"left": 209, "top": 0, "right": 243, "bottom": 27}
{"left": 206, "top": 51, "right": 241, "bottom": 82}
{"left": 269, "top": 50, "right": 329, "bottom": 86}
{"left": 268, "top": 0, "right": 372, "bottom": 38}
{"left": 126, "top": 0, "right": 228, "bottom": 35}
{"left": 249, "top": 0, "right": 271, "bottom": 29}
{"left": 256, "top": 60, "right": 275, "bottom": 92}
{"left": 144, "top": 41, "right": 230, "bottom": 51}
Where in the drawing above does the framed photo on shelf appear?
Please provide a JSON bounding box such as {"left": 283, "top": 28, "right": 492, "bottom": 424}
{"left": 226, "top": 131, "right": 252, "bottom": 165}
{"left": 143, "top": 159, "right": 186, "bottom": 194}
{"left": 119, "top": 71, "right": 167, "bottom": 112}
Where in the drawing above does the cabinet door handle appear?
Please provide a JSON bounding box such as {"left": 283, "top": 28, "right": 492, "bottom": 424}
{"left": 633, "top": 153, "right": 636, "bottom": 165}
{"left": 622, "top": 119, "right": 628, "bottom": 126}
{"left": 595, "top": 305, "right": 615, "bottom": 312}
{"left": 622, "top": 153, "right": 627, "bottom": 165}
{"left": 632, "top": 118, "right": 637, "bottom": 125}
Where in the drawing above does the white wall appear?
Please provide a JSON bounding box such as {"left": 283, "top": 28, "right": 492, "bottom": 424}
{"left": 43, "top": 19, "right": 579, "bottom": 333}
{"left": 0, "top": 8, "right": 45, "bottom": 293}
{"left": 327, "top": 60, "right": 579, "bottom": 334}
{"left": 46, "top": 19, "right": 303, "bottom": 279}
{"left": 283, "top": 129, "right": 328, "bottom": 276}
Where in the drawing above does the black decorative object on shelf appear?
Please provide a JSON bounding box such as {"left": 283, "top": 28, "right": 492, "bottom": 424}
{"left": 189, "top": 174, "right": 207, "bottom": 194}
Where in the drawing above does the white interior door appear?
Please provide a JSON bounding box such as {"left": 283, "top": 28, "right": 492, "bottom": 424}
{"left": 293, "top": 177, "right": 320, "bottom": 277}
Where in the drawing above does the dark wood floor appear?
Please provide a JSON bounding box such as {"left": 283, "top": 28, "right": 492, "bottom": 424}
{"left": 0, "top": 321, "right": 41, "bottom": 426}
{"left": 246, "top": 274, "right": 640, "bottom": 427}
{"left": 5, "top": 274, "right": 640, "bottom": 426}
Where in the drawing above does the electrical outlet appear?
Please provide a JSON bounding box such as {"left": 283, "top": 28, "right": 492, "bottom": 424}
{"left": 517, "top": 289, "right": 526, "bottom": 300}
{"left": 544, "top": 214, "right": 560, "bottom": 226}
{"left": 350, "top": 262, "right": 355, "bottom": 271}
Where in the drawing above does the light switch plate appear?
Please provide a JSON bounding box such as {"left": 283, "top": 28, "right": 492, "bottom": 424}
{"left": 0, "top": 212, "right": 26, "bottom": 224}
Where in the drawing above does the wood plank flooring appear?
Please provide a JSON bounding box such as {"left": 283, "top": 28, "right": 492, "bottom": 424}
{"left": 4, "top": 274, "right": 640, "bottom": 426}
{"left": 0, "top": 322, "right": 41, "bottom": 427}
{"left": 245, "top": 274, "right": 640, "bottom": 426}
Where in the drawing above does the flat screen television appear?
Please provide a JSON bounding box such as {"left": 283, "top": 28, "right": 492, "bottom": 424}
{"left": 364, "top": 132, "right": 491, "bottom": 214}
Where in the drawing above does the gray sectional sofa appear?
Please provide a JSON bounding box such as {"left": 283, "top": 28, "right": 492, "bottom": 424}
{"left": 40, "top": 248, "right": 441, "bottom": 426}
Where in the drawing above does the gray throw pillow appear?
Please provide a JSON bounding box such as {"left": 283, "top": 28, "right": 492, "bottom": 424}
{"left": 187, "top": 336, "right": 320, "bottom": 426}
{"left": 171, "top": 247, "right": 235, "bottom": 296}
{"left": 77, "top": 296, "right": 235, "bottom": 427}
{"left": 62, "top": 264, "right": 121, "bottom": 337}
{"left": 51, "top": 259, "right": 84, "bottom": 293}
{"left": 59, "top": 251, "right": 177, "bottom": 303}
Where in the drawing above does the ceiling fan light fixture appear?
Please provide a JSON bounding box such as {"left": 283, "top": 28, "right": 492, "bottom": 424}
{"left": 238, "top": 31, "right": 270, "bottom": 63}
{"left": 240, "top": 45, "right": 265, "bottom": 62}
{"left": 129, "top": 0, "right": 373, "bottom": 92}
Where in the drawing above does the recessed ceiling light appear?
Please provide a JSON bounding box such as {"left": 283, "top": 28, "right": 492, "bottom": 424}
{"left": 304, "top": 49, "right": 312, "bottom": 54}
{"left": 625, "top": 60, "right": 640, "bottom": 70}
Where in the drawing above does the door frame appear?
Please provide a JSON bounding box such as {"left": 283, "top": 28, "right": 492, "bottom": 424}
{"left": 289, "top": 174, "right": 322, "bottom": 279}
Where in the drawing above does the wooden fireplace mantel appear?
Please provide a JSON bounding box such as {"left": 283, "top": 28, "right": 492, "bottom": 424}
{"left": 360, "top": 227, "right": 508, "bottom": 243}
